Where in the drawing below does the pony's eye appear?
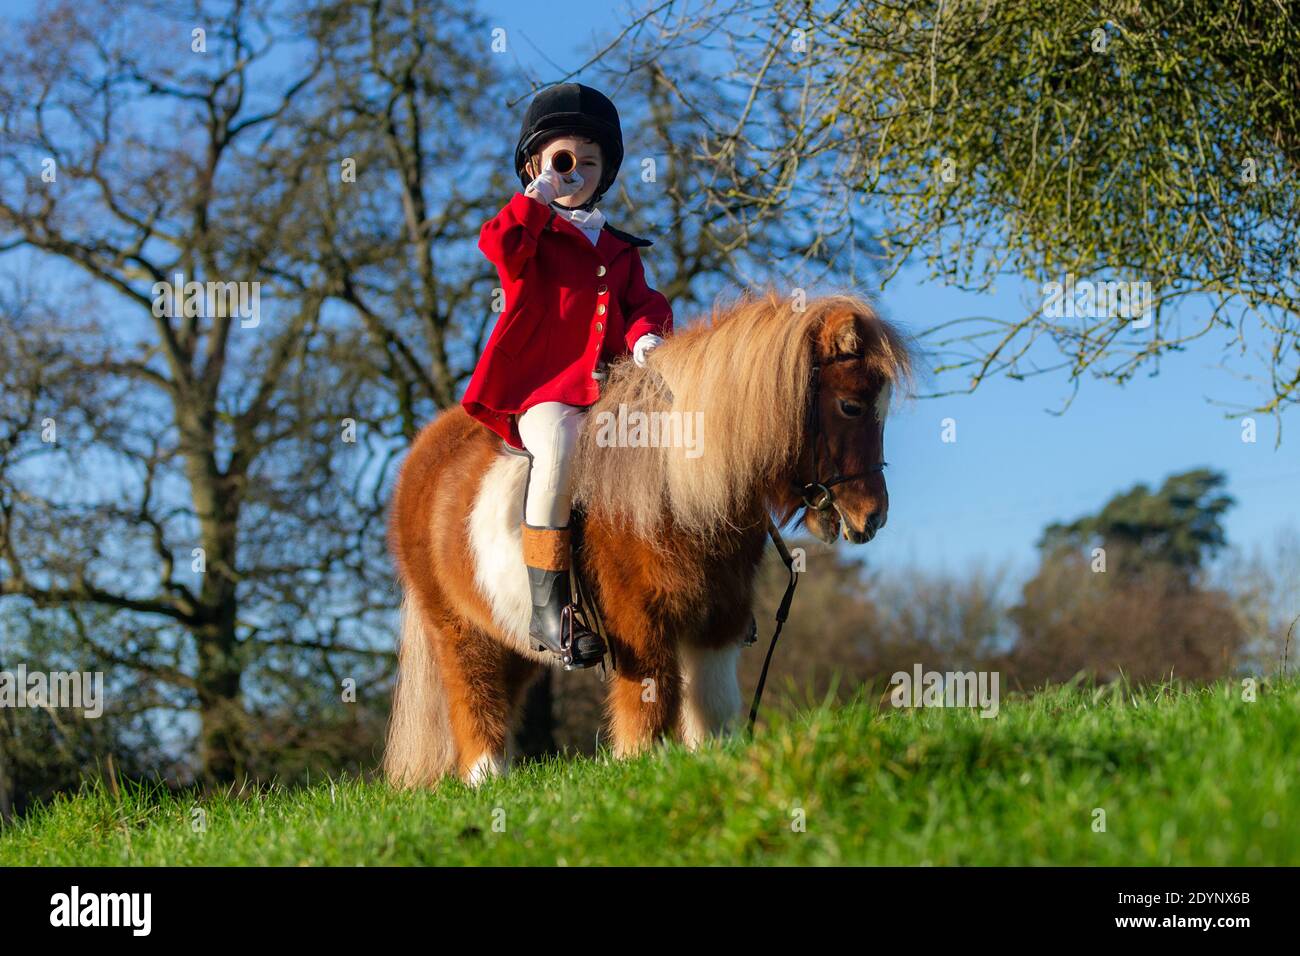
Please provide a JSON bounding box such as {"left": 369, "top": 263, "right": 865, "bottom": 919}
{"left": 839, "top": 399, "right": 863, "bottom": 417}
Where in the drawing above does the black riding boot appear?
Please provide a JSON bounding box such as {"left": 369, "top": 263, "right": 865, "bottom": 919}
{"left": 521, "top": 523, "right": 605, "bottom": 670}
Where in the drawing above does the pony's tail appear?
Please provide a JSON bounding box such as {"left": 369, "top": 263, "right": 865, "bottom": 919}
{"left": 384, "top": 592, "right": 457, "bottom": 788}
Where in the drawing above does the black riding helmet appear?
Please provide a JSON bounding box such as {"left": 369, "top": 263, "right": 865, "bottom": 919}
{"left": 514, "top": 83, "right": 624, "bottom": 209}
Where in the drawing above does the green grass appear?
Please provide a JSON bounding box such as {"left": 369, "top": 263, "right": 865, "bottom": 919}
{"left": 3, "top": 678, "right": 1296, "bottom": 865}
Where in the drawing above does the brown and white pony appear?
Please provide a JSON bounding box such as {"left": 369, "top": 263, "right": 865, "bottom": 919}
{"left": 384, "top": 291, "right": 913, "bottom": 787}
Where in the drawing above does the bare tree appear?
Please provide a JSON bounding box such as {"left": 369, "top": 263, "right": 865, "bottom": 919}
{"left": 0, "top": 0, "right": 506, "bottom": 781}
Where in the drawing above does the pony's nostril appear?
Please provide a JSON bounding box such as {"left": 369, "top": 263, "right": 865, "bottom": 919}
{"left": 867, "top": 510, "right": 886, "bottom": 531}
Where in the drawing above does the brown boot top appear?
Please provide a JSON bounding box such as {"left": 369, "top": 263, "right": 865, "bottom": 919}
{"left": 521, "top": 523, "right": 571, "bottom": 571}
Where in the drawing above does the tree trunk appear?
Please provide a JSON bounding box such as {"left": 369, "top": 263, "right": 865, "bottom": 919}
{"left": 196, "top": 614, "right": 246, "bottom": 785}
{"left": 191, "top": 493, "right": 245, "bottom": 785}
{"left": 177, "top": 391, "right": 248, "bottom": 784}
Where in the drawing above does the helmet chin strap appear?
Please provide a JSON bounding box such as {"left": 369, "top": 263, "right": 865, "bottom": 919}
{"left": 567, "top": 192, "right": 601, "bottom": 212}
{"left": 569, "top": 175, "right": 611, "bottom": 211}
{"left": 551, "top": 187, "right": 609, "bottom": 219}
{"left": 553, "top": 198, "right": 598, "bottom": 213}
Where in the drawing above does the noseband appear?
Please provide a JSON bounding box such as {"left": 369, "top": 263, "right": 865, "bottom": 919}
{"left": 793, "top": 353, "right": 888, "bottom": 515}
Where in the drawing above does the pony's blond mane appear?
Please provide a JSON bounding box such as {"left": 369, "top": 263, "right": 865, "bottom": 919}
{"left": 571, "top": 290, "right": 914, "bottom": 546}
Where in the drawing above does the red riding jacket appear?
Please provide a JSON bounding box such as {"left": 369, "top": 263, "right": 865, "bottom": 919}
{"left": 461, "top": 192, "right": 673, "bottom": 449}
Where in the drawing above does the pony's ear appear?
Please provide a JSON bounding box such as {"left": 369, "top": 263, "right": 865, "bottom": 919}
{"left": 814, "top": 307, "right": 863, "bottom": 360}
{"left": 834, "top": 321, "right": 861, "bottom": 357}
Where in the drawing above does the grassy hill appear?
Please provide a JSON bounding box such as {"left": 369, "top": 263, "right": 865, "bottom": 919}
{"left": 2, "top": 678, "right": 1296, "bottom": 866}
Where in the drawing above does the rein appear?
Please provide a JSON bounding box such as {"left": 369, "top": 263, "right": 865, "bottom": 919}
{"left": 746, "top": 514, "right": 799, "bottom": 735}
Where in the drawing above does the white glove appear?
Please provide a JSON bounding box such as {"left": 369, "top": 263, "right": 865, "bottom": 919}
{"left": 633, "top": 333, "right": 664, "bottom": 367}
{"left": 525, "top": 162, "right": 585, "bottom": 205}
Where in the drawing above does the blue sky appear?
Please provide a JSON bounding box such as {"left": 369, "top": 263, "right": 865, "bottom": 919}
{"left": 6, "top": 0, "right": 1294, "bottom": 584}
{"left": 480, "top": 0, "right": 1300, "bottom": 580}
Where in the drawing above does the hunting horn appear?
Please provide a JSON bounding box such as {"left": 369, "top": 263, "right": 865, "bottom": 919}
{"left": 549, "top": 148, "right": 577, "bottom": 179}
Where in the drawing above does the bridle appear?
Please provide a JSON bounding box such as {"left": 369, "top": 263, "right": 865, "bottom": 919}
{"left": 792, "top": 352, "right": 888, "bottom": 522}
